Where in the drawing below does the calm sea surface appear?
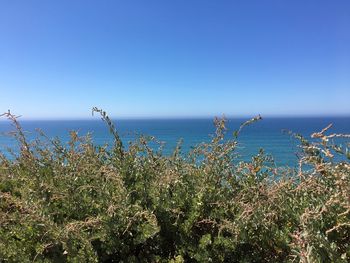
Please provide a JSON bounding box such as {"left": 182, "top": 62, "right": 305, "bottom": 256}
{"left": 0, "top": 117, "right": 349, "bottom": 166}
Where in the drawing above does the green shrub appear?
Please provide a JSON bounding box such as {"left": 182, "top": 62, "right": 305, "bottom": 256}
{"left": 0, "top": 109, "right": 349, "bottom": 262}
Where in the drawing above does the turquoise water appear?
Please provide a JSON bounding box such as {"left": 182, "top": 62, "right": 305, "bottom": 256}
{"left": 0, "top": 117, "right": 349, "bottom": 166}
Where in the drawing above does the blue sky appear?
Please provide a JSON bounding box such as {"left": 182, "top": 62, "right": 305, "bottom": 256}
{"left": 0, "top": 1, "right": 349, "bottom": 119}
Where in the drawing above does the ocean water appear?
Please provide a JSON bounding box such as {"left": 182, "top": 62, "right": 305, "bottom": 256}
{"left": 0, "top": 117, "right": 349, "bottom": 167}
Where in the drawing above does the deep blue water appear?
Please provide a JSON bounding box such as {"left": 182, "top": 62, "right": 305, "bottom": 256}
{"left": 0, "top": 117, "right": 349, "bottom": 166}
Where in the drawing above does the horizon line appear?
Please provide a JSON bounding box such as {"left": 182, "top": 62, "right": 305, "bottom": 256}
{"left": 1, "top": 114, "right": 350, "bottom": 121}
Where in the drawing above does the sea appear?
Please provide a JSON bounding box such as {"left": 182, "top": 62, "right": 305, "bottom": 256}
{"left": 0, "top": 117, "right": 349, "bottom": 167}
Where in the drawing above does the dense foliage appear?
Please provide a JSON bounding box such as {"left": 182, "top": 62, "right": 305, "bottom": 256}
{"left": 0, "top": 109, "right": 349, "bottom": 262}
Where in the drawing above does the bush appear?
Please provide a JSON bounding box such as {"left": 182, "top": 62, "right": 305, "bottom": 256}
{"left": 0, "top": 109, "right": 349, "bottom": 262}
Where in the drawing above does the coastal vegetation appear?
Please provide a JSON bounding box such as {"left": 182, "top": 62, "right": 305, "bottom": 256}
{"left": 0, "top": 109, "right": 349, "bottom": 262}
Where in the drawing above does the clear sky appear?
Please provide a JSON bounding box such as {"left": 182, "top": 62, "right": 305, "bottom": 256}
{"left": 0, "top": 1, "right": 349, "bottom": 119}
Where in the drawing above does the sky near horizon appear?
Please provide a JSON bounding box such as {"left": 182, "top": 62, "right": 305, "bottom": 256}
{"left": 0, "top": 1, "right": 349, "bottom": 119}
